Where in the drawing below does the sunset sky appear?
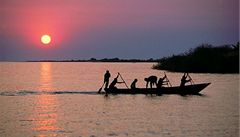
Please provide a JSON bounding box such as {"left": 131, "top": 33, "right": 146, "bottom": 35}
{"left": 0, "top": 0, "right": 238, "bottom": 61}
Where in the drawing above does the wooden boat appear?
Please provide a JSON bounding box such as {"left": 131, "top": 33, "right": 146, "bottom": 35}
{"left": 104, "top": 83, "right": 211, "bottom": 95}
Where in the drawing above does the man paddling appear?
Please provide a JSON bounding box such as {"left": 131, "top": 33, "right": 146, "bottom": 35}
{"left": 157, "top": 75, "right": 167, "bottom": 88}
{"left": 180, "top": 73, "right": 192, "bottom": 87}
{"left": 109, "top": 73, "right": 124, "bottom": 89}
{"left": 98, "top": 70, "right": 111, "bottom": 93}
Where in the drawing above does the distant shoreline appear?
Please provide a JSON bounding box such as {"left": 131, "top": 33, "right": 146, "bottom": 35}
{"left": 25, "top": 58, "right": 159, "bottom": 63}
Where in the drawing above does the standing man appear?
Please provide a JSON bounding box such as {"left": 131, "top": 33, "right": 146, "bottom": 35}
{"left": 104, "top": 70, "right": 111, "bottom": 89}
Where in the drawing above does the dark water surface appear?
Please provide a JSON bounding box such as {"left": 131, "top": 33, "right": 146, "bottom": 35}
{"left": 0, "top": 62, "right": 239, "bottom": 137}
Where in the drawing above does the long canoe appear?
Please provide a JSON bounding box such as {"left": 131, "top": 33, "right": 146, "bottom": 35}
{"left": 104, "top": 83, "right": 211, "bottom": 95}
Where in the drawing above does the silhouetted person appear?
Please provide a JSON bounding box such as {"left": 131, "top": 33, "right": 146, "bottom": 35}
{"left": 109, "top": 73, "right": 123, "bottom": 89}
{"left": 157, "top": 75, "right": 167, "bottom": 88}
{"left": 104, "top": 70, "right": 111, "bottom": 89}
{"left": 130, "top": 79, "right": 138, "bottom": 89}
{"left": 180, "top": 73, "right": 191, "bottom": 87}
{"left": 144, "top": 76, "right": 157, "bottom": 88}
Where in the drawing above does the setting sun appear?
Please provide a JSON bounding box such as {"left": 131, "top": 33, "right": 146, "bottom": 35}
{"left": 41, "top": 35, "right": 51, "bottom": 45}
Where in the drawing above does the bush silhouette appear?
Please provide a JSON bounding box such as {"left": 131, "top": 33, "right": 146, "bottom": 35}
{"left": 153, "top": 42, "right": 239, "bottom": 73}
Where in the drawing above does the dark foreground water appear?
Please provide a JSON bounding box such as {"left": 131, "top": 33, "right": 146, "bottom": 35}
{"left": 0, "top": 62, "right": 239, "bottom": 137}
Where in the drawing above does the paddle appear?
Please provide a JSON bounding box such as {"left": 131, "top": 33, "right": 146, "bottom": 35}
{"left": 118, "top": 72, "right": 129, "bottom": 89}
{"left": 187, "top": 73, "right": 194, "bottom": 84}
{"left": 164, "top": 72, "right": 172, "bottom": 87}
{"left": 98, "top": 82, "right": 105, "bottom": 93}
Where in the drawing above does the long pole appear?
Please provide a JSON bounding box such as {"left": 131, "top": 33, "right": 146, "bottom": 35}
{"left": 98, "top": 82, "right": 105, "bottom": 93}
{"left": 118, "top": 72, "right": 129, "bottom": 89}
{"left": 187, "top": 73, "right": 194, "bottom": 84}
{"left": 164, "top": 72, "right": 172, "bottom": 87}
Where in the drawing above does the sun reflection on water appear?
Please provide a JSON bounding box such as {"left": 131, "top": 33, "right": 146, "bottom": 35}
{"left": 32, "top": 94, "right": 60, "bottom": 136}
{"left": 39, "top": 62, "right": 52, "bottom": 91}
{"left": 32, "top": 62, "right": 60, "bottom": 136}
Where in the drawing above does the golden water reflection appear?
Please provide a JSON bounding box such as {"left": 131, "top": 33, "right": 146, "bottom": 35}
{"left": 32, "top": 62, "right": 60, "bottom": 136}
{"left": 32, "top": 94, "right": 59, "bottom": 137}
{"left": 39, "top": 62, "right": 52, "bottom": 91}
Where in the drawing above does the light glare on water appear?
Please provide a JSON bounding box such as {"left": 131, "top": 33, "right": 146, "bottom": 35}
{"left": 0, "top": 62, "right": 239, "bottom": 137}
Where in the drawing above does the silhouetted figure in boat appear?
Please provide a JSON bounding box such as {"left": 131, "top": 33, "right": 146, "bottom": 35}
{"left": 144, "top": 76, "right": 157, "bottom": 88}
{"left": 180, "top": 73, "right": 192, "bottom": 87}
{"left": 109, "top": 73, "right": 124, "bottom": 89}
{"left": 157, "top": 75, "right": 167, "bottom": 88}
{"left": 130, "top": 79, "right": 138, "bottom": 89}
{"left": 104, "top": 70, "right": 111, "bottom": 89}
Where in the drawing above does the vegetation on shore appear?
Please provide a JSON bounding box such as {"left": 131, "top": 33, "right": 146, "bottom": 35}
{"left": 153, "top": 42, "right": 239, "bottom": 73}
{"left": 27, "top": 58, "right": 159, "bottom": 63}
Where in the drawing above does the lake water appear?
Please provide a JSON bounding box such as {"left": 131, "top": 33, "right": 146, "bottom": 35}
{"left": 0, "top": 62, "right": 239, "bottom": 137}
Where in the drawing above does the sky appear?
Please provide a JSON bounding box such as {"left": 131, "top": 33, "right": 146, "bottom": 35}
{"left": 0, "top": 0, "right": 239, "bottom": 61}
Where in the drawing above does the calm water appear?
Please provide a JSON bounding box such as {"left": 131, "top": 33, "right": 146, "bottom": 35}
{"left": 0, "top": 62, "right": 239, "bottom": 137}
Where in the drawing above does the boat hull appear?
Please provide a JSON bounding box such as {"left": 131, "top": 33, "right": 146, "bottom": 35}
{"left": 104, "top": 83, "right": 211, "bottom": 95}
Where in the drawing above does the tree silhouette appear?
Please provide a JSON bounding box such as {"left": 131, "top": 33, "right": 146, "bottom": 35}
{"left": 153, "top": 42, "right": 239, "bottom": 73}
